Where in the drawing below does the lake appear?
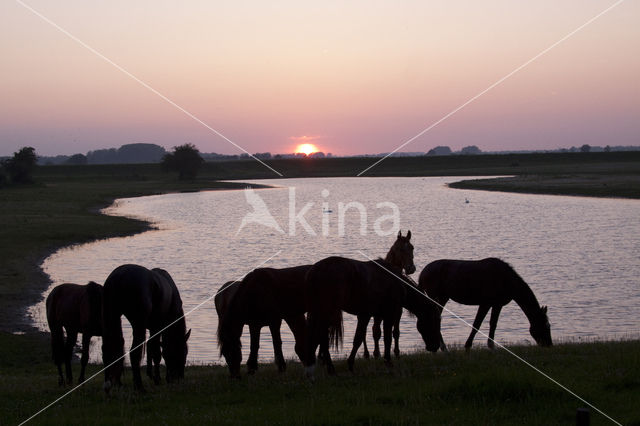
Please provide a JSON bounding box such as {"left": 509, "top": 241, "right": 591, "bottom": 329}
{"left": 30, "top": 177, "right": 640, "bottom": 365}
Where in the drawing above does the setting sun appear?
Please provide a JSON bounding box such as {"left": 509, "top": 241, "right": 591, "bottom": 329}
{"left": 295, "top": 143, "right": 318, "bottom": 155}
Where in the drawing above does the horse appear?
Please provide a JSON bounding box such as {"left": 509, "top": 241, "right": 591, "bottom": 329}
{"left": 102, "top": 264, "right": 191, "bottom": 392}
{"left": 46, "top": 282, "right": 103, "bottom": 385}
{"left": 216, "top": 265, "right": 310, "bottom": 377}
{"left": 305, "top": 230, "right": 441, "bottom": 379}
{"left": 362, "top": 275, "right": 420, "bottom": 360}
{"left": 418, "top": 257, "right": 552, "bottom": 350}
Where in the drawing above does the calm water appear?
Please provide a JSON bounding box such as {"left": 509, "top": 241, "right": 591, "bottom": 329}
{"left": 30, "top": 177, "right": 640, "bottom": 365}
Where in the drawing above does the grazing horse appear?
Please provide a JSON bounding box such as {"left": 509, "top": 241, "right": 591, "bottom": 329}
{"left": 102, "top": 264, "right": 191, "bottom": 392}
{"left": 216, "top": 265, "right": 310, "bottom": 377}
{"left": 305, "top": 231, "right": 440, "bottom": 378}
{"left": 418, "top": 258, "right": 552, "bottom": 350}
{"left": 46, "top": 282, "right": 103, "bottom": 385}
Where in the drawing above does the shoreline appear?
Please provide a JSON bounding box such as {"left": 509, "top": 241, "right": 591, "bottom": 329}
{"left": 4, "top": 181, "right": 271, "bottom": 336}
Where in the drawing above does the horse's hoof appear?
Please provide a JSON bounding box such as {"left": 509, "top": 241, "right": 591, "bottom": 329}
{"left": 394, "top": 351, "right": 400, "bottom": 359}
{"left": 384, "top": 360, "right": 393, "bottom": 369}
{"left": 373, "top": 351, "right": 380, "bottom": 359}
{"left": 103, "top": 380, "right": 112, "bottom": 394}
{"left": 363, "top": 352, "right": 370, "bottom": 360}
{"left": 247, "top": 368, "right": 256, "bottom": 376}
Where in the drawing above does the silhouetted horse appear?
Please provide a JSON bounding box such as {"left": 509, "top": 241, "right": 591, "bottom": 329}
{"left": 418, "top": 258, "right": 552, "bottom": 350}
{"left": 46, "top": 282, "right": 103, "bottom": 385}
{"left": 216, "top": 265, "right": 310, "bottom": 377}
{"left": 305, "top": 231, "right": 440, "bottom": 378}
{"left": 362, "top": 275, "right": 420, "bottom": 360}
{"left": 102, "top": 264, "right": 191, "bottom": 392}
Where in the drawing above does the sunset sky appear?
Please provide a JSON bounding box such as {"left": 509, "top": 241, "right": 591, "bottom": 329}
{"left": 1, "top": 1, "right": 638, "bottom": 156}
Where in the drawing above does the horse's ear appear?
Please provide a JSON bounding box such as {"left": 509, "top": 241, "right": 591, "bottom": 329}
{"left": 406, "top": 230, "right": 411, "bottom": 240}
{"left": 185, "top": 328, "right": 192, "bottom": 342}
{"left": 397, "top": 230, "right": 402, "bottom": 238}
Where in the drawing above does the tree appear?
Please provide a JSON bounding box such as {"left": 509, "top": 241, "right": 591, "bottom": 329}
{"left": 580, "top": 144, "right": 591, "bottom": 153}
{"left": 162, "top": 144, "right": 204, "bottom": 179}
{"left": 2, "top": 147, "right": 37, "bottom": 183}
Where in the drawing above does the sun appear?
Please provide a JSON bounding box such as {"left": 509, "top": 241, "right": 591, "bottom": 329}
{"left": 296, "top": 143, "right": 318, "bottom": 156}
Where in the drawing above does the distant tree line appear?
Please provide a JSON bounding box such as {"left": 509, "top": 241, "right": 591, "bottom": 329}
{"left": 0, "top": 146, "right": 38, "bottom": 184}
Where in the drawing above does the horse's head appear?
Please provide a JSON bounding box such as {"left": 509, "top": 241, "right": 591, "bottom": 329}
{"left": 163, "top": 325, "right": 191, "bottom": 383}
{"left": 387, "top": 230, "right": 416, "bottom": 275}
{"left": 530, "top": 306, "right": 552, "bottom": 347}
{"left": 416, "top": 300, "right": 441, "bottom": 352}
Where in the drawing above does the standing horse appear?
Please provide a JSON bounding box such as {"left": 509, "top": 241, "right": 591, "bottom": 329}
{"left": 363, "top": 275, "right": 420, "bottom": 360}
{"left": 305, "top": 231, "right": 440, "bottom": 379}
{"left": 102, "top": 264, "right": 191, "bottom": 392}
{"left": 216, "top": 265, "right": 310, "bottom": 377}
{"left": 46, "top": 282, "right": 103, "bottom": 385}
{"left": 418, "top": 257, "right": 552, "bottom": 350}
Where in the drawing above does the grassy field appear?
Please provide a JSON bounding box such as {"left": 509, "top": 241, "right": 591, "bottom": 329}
{"left": 1, "top": 152, "right": 639, "bottom": 424}
{"left": 1, "top": 332, "right": 638, "bottom": 425}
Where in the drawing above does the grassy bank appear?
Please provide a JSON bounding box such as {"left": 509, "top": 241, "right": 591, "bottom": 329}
{"left": 1, "top": 334, "right": 638, "bottom": 425}
{"left": 0, "top": 166, "right": 263, "bottom": 333}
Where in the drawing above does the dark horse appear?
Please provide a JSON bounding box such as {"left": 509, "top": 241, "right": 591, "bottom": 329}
{"left": 362, "top": 275, "right": 420, "bottom": 360}
{"left": 305, "top": 231, "right": 440, "bottom": 379}
{"left": 102, "top": 264, "right": 191, "bottom": 392}
{"left": 418, "top": 258, "right": 552, "bottom": 350}
{"left": 216, "top": 265, "right": 310, "bottom": 377}
{"left": 46, "top": 282, "right": 103, "bottom": 385}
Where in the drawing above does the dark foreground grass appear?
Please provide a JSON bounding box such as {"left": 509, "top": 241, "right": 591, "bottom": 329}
{"left": 1, "top": 332, "right": 638, "bottom": 425}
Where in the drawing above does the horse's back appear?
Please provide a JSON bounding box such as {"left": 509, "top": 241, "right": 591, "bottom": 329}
{"left": 103, "top": 264, "right": 155, "bottom": 322}
{"left": 46, "top": 282, "right": 101, "bottom": 334}
{"left": 240, "top": 264, "right": 311, "bottom": 319}
{"left": 419, "top": 258, "right": 517, "bottom": 305}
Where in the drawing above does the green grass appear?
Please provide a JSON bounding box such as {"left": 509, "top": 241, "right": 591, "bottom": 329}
{"left": 1, "top": 332, "right": 638, "bottom": 425}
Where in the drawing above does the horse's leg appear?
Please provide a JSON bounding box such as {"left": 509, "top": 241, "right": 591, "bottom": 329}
{"left": 270, "top": 320, "right": 286, "bottom": 372}
{"left": 382, "top": 317, "right": 394, "bottom": 366}
{"left": 319, "top": 329, "right": 335, "bottom": 375}
{"left": 50, "top": 325, "right": 65, "bottom": 386}
{"left": 247, "top": 323, "right": 261, "bottom": 375}
{"left": 362, "top": 338, "right": 370, "bottom": 359}
{"left": 437, "top": 297, "right": 449, "bottom": 352}
{"left": 304, "top": 315, "right": 319, "bottom": 379}
{"left": 487, "top": 305, "right": 503, "bottom": 350}
{"left": 393, "top": 317, "right": 401, "bottom": 358}
{"left": 372, "top": 316, "right": 382, "bottom": 359}
{"left": 465, "top": 305, "right": 490, "bottom": 350}
{"left": 130, "top": 326, "right": 146, "bottom": 391}
{"left": 79, "top": 333, "right": 91, "bottom": 383}
{"left": 63, "top": 329, "right": 78, "bottom": 385}
{"left": 146, "top": 330, "right": 161, "bottom": 384}
{"left": 347, "top": 315, "right": 370, "bottom": 372}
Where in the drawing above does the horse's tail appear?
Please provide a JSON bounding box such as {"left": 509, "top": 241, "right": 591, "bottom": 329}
{"left": 327, "top": 310, "right": 343, "bottom": 351}
{"left": 45, "top": 290, "right": 64, "bottom": 365}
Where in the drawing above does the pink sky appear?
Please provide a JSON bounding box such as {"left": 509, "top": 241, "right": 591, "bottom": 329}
{"left": 1, "top": 1, "right": 639, "bottom": 156}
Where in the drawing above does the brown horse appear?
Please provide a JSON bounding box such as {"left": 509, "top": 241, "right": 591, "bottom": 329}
{"left": 46, "top": 282, "right": 103, "bottom": 385}
{"left": 102, "top": 264, "right": 191, "bottom": 392}
{"left": 216, "top": 265, "right": 311, "bottom": 377}
{"left": 305, "top": 231, "right": 440, "bottom": 379}
{"left": 418, "top": 258, "right": 552, "bottom": 350}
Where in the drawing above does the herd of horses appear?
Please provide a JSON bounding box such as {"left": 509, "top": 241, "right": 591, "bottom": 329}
{"left": 46, "top": 230, "right": 552, "bottom": 391}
